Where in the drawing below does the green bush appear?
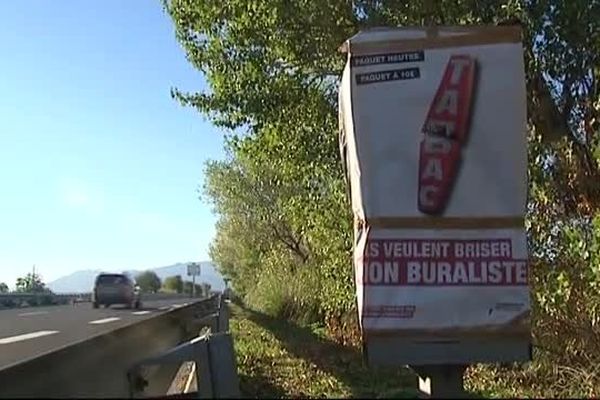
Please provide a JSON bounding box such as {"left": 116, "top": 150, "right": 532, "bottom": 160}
{"left": 38, "top": 294, "right": 55, "bottom": 306}
{"left": 466, "top": 214, "right": 600, "bottom": 398}
{"left": 167, "top": 1, "right": 600, "bottom": 397}
{"left": 0, "top": 298, "right": 16, "bottom": 308}
{"left": 245, "top": 262, "right": 323, "bottom": 326}
{"left": 26, "top": 297, "right": 39, "bottom": 307}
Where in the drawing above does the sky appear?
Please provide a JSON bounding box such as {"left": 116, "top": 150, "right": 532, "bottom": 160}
{"left": 0, "top": 1, "right": 225, "bottom": 288}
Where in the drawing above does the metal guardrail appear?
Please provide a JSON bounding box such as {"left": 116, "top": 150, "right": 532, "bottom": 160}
{"left": 128, "top": 295, "right": 240, "bottom": 399}
{"left": 0, "top": 294, "right": 240, "bottom": 398}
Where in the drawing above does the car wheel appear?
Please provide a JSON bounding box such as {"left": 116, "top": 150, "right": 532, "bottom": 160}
{"left": 134, "top": 300, "right": 141, "bottom": 309}
{"left": 93, "top": 302, "right": 99, "bottom": 309}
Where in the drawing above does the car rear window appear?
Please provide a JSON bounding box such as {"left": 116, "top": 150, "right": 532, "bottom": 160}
{"left": 96, "top": 274, "right": 128, "bottom": 285}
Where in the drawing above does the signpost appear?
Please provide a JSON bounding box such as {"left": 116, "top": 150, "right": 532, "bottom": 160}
{"left": 187, "top": 262, "right": 201, "bottom": 298}
{"left": 338, "top": 25, "right": 530, "bottom": 397}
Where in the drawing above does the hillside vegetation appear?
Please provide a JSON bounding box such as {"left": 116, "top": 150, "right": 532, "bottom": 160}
{"left": 164, "top": 1, "right": 600, "bottom": 397}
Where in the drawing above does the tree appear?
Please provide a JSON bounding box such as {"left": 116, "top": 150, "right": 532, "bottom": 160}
{"left": 0, "top": 282, "right": 9, "bottom": 294}
{"left": 15, "top": 273, "right": 47, "bottom": 293}
{"left": 201, "top": 282, "right": 211, "bottom": 297}
{"left": 165, "top": 1, "right": 600, "bottom": 396}
{"left": 183, "top": 281, "right": 207, "bottom": 297}
{"left": 135, "top": 271, "right": 161, "bottom": 293}
{"left": 163, "top": 275, "right": 184, "bottom": 293}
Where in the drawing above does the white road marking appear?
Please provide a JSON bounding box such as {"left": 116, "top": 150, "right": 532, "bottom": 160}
{"left": 159, "top": 306, "right": 170, "bottom": 311}
{"left": 132, "top": 311, "right": 151, "bottom": 315}
{"left": 89, "top": 317, "right": 120, "bottom": 325}
{"left": 18, "top": 311, "right": 49, "bottom": 317}
{"left": 0, "top": 330, "right": 59, "bottom": 344}
{"left": 171, "top": 304, "right": 183, "bottom": 309}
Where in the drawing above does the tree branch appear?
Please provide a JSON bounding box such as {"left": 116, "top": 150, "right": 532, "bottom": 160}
{"left": 271, "top": 223, "right": 309, "bottom": 263}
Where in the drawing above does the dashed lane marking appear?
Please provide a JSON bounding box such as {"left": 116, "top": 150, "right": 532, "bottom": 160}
{"left": 0, "top": 330, "right": 59, "bottom": 344}
{"left": 89, "top": 317, "right": 121, "bottom": 325}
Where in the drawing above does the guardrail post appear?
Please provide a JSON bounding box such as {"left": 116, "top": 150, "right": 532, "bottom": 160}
{"left": 217, "top": 296, "right": 229, "bottom": 333}
{"left": 414, "top": 364, "right": 467, "bottom": 399}
{"left": 127, "top": 332, "right": 241, "bottom": 399}
{"left": 206, "top": 333, "right": 240, "bottom": 398}
{"left": 195, "top": 339, "right": 213, "bottom": 399}
{"left": 124, "top": 295, "right": 239, "bottom": 399}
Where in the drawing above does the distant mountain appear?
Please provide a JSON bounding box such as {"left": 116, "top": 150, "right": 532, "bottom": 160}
{"left": 47, "top": 262, "right": 225, "bottom": 293}
{"left": 46, "top": 269, "right": 104, "bottom": 293}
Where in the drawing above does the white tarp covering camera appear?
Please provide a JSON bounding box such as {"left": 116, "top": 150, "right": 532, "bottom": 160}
{"left": 338, "top": 26, "right": 530, "bottom": 347}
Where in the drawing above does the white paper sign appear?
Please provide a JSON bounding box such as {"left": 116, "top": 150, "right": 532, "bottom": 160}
{"left": 339, "top": 26, "right": 529, "bottom": 337}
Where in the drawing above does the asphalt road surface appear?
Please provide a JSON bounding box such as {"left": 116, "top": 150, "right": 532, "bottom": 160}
{"left": 0, "top": 298, "right": 197, "bottom": 370}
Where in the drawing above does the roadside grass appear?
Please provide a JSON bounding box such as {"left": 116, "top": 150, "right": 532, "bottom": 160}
{"left": 230, "top": 302, "right": 422, "bottom": 398}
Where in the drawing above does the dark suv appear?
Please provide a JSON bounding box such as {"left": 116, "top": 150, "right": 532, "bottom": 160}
{"left": 92, "top": 273, "right": 141, "bottom": 309}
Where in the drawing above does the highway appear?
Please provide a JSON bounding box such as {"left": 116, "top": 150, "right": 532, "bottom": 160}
{"left": 0, "top": 298, "right": 197, "bottom": 370}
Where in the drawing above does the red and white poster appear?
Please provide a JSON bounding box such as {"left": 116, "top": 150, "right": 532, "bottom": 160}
{"left": 339, "top": 26, "right": 529, "bottom": 337}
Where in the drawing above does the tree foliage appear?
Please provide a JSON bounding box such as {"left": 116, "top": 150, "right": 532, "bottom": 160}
{"left": 135, "top": 271, "right": 162, "bottom": 293}
{"left": 15, "top": 273, "right": 48, "bottom": 293}
{"left": 163, "top": 275, "right": 184, "bottom": 293}
{"left": 183, "top": 280, "right": 210, "bottom": 297}
{"left": 165, "top": 0, "right": 600, "bottom": 396}
{"left": 0, "top": 282, "right": 9, "bottom": 294}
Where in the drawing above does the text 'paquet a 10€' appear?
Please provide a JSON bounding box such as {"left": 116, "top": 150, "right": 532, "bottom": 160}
{"left": 339, "top": 26, "right": 529, "bottom": 336}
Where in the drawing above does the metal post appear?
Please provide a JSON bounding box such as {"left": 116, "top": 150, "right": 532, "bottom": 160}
{"left": 217, "top": 296, "right": 229, "bottom": 333}
{"left": 195, "top": 339, "right": 213, "bottom": 399}
{"left": 192, "top": 273, "right": 196, "bottom": 298}
{"left": 207, "top": 333, "right": 241, "bottom": 398}
{"left": 415, "top": 365, "right": 467, "bottom": 399}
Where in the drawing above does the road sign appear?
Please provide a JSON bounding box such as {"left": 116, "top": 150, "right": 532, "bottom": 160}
{"left": 187, "top": 263, "right": 201, "bottom": 277}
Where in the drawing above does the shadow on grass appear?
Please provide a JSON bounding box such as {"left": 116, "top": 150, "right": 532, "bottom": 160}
{"left": 239, "top": 373, "right": 288, "bottom": 399}
{"left": 236, "top": 303, "right": 421, "bottom": 399}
